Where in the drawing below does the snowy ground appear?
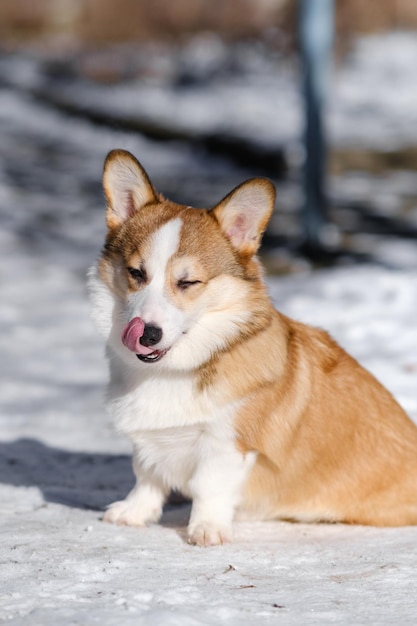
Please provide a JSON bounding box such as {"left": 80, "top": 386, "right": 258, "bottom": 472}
{"left": 1, "top": 33, "right": 417, "bottom": 625}
{"left": 4, "top": 31, "right": 417, "bottom": 151}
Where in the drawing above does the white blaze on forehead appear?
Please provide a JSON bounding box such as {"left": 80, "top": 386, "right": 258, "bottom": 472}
{"left": 147, "top": 217, "right": 182, "bottom": 276}
{"left": 127, "top": 217, "right": 183, "bottom": 330}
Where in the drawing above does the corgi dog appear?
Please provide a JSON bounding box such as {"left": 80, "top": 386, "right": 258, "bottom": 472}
{"left": 89, "top": 149, "right": 417, "bottom": 546}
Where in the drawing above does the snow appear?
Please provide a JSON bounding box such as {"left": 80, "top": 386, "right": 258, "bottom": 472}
{"left": 3, "top": 32, "right": 417, "bottom": 154}
{"left": 1, "top": 32, "right": 417, "bottom": 626}
{"left": 4, "top": 510, "right": 417, "bottom": 625}
{"left": 330, "top": 33, "right": 417, "bottom": 149}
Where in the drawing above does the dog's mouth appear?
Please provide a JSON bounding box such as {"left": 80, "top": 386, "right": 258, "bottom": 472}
{"left": 136, "top": 348, "right": 169, "bottom": 363}
{"left": 122, "top": 318, "right": 170, "bottom": 364}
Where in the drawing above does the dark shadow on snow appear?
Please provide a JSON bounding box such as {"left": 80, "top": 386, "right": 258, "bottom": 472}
{"left": 0, "top": 438, "right": 191, "bottom": 528}
{"left": 0, "top": 437, "right": 133, "bottom": 510}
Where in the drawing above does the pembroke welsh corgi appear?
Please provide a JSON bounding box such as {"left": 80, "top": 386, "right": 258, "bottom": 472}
{"left": 88, "top": 149, "right": 417, "bottom": 546}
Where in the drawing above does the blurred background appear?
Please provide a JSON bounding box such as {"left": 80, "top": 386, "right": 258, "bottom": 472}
{"left": 1, "top": 0, "right": 417, "bottom": 275}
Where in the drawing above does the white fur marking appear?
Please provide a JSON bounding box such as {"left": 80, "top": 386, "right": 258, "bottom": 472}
{"left": 148, "top": 217, "right": 182, "bottom": 276}
{"left": 105, "top": 417, "right": 258, "bottom": 544}
{"left": 127, "top": 218, "right": 183, "bottom": 334}
{"left": 87, "top": 265, "right": 114, "bottom": 340}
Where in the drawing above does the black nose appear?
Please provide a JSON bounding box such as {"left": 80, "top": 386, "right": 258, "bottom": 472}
{"left": 140, "top": 324, "right": 162, "bottom": 347}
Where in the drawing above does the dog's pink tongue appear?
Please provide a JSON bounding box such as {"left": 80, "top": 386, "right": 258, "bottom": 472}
{"left": 121, "top": 317, "right": 153, "bottom": 355}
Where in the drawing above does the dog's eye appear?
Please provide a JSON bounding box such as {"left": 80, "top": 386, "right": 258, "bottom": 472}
{"left": 177, "top": 279, "right": 202, "bottom": 291}
{"left": 127, "top": 267, "right": 147, "bottom": 283}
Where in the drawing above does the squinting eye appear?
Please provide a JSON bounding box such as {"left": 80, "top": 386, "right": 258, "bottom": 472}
{"left": 127, "top": 267, "right": 147, "bottom": 283}
{"left": 177, "top": 279, "right": 202, "bottom": 291}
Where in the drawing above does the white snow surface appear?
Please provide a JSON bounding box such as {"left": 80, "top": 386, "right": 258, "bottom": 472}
{"left": 1, "top": 32, "right": 417, "bottom": 626}
{"left": 56, "top": 32, "right": 417, "bottom": 150}
{"left": 2, "top": 31, "right": 417, "bottom": 153}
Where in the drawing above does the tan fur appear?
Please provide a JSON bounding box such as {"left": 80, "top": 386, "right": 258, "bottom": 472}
{"left": 223, "top": 313, "right": 417, "bottom": 526}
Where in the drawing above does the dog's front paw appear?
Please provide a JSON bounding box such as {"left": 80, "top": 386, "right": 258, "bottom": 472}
{"left": 187, "top": 523, "right": 233, "bottom": 547}
{"left": 103, "top": 499, "right": 161, "bottom": 527}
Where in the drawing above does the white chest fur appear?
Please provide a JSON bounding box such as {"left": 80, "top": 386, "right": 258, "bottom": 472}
{"left": 104, "top": 405, "right": 257, "bottom": 545}
{"left": 131, "top": 421, "right": 256, "bottom": 498}
{"left": 106, "top": 353, "right": 236, "bottom": 433}
{"left": 106, "top": 352, "right": 256, "bottom": 505}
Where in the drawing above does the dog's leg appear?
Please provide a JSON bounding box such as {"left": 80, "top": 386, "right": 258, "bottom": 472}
{"left": 103, "top": 461, "right": 167, "bottom": 527}
{"left": 187, "top": 442, "right": 255, "bottom": 547}
{"left": 187, "top": 494, "right": 235, "bottom": 547}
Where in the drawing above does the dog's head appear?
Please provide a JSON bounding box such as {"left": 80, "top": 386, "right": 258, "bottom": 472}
{"left": 97, "top": 149, "right": 275, "bottom": 371}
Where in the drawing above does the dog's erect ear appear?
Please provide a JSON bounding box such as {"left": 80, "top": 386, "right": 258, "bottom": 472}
{"left": 212, "top": 178, "right": 275, "bottom": 257}
{"left": 103, "top": 150, "right": 157, "bottom": 230}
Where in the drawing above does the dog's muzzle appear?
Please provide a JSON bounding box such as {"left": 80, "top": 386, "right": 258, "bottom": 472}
{"left": 121, "top": 317, "right": 169, "bottom": 363}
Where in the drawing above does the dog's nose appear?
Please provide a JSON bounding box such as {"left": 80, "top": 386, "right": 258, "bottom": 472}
{"left": 140, "top": 324, "right": 162, "bottom": 347}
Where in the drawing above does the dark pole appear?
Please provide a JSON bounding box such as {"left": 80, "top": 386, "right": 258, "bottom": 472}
{"left": 299, "top": 0, "right": 334, "bottom": 256}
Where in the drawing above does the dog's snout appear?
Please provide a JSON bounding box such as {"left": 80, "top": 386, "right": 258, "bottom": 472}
{"left": 140, "top": 324, "right": 162, "bottom": 347}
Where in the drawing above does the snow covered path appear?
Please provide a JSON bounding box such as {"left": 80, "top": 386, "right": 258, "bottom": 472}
{"left": 4, "top": 506, "right": 417, "bottom": 625}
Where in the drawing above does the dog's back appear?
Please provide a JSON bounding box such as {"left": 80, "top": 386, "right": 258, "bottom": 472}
{"left": 233, "top": 313, "right": 417, "bottom": 526}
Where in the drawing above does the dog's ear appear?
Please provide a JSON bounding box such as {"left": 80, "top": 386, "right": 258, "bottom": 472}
{"left": 103, "top": 150, "right": 157, "bottom": 230}
{"left": 212, "top": 178, "right": 275, "bottom": 257}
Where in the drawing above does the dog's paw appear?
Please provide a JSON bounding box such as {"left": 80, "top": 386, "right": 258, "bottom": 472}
{"left": 103, "top": 499, "right": 160, "bottom": 527}
{"left": 187, "top": 523, "right": 233, "bottom": 547}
